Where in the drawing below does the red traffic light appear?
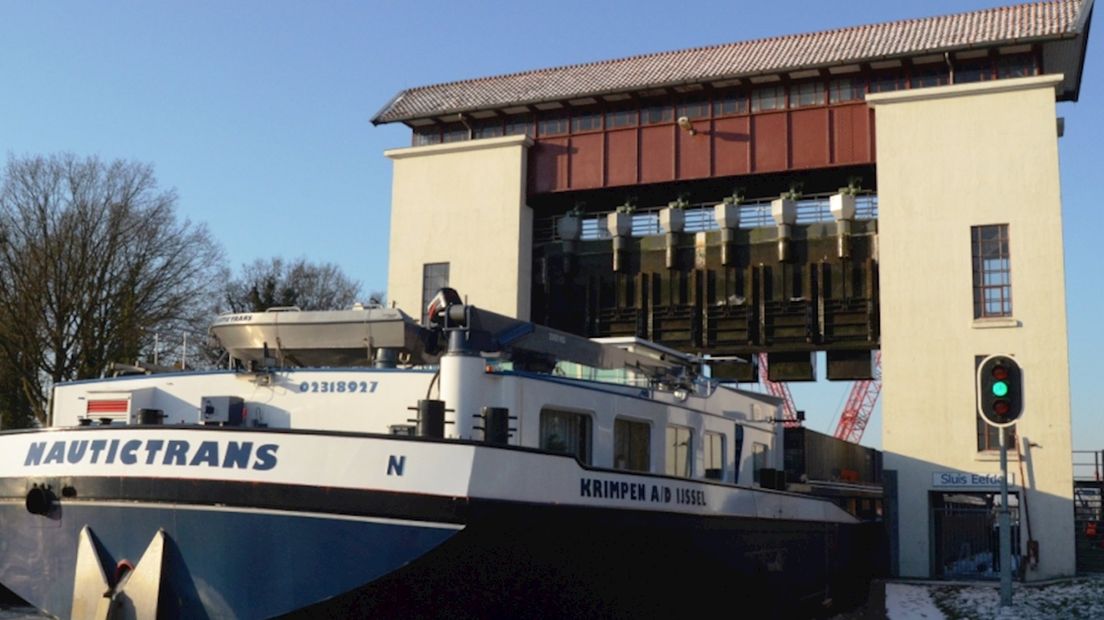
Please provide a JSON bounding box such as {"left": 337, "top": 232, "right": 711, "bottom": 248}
{"left": 992, "top": 366, "right": 1009, "bottom": 381}
{"left": 993, "top": 400, "right": 1011, "bottom": 416}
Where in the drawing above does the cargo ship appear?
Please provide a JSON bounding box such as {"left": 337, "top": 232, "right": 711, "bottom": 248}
{"left": 0, "top": 290, "right": 877, "bottom": 618}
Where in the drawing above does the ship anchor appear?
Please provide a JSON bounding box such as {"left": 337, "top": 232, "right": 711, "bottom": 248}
{"left": 71, "top": 526, "right": 166, "bottom": 620}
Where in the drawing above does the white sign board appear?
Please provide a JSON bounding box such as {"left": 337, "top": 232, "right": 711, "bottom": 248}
{"left": 932, "top": 471, "right": 1016, "bottom": 488}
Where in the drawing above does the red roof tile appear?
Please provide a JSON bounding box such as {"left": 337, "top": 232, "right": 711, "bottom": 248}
{"left": 373, "top": 0, "right": 1090, "bottom": 124}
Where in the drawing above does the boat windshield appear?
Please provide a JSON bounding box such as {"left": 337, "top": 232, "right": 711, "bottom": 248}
{"left": 486, "top": 360, "right": 649, "bottom": 387}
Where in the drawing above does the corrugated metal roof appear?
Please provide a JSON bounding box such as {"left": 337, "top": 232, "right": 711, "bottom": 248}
{"left": 372, "top": 0, "right": 1091, "bottom": 124}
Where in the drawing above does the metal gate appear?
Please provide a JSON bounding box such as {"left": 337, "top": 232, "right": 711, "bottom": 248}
{"left": 931, "top": 492, "right": 1020, "bottom": 580}
{"left": 1074, "top": 482, "right": 1104, "bottom": 573}
{"left": 1073, "top": 450, "right": 1104, "bottom": 573}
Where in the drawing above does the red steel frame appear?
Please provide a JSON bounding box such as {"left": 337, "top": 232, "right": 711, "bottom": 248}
{"left": 833, "top": 351, "right": 882, "bottom": 443}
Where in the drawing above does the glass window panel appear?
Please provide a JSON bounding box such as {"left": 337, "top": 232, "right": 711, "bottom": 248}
{"left": 642, "top": 105, "right": 673, "bottom": 125}
{"left": 829, "top": 78, "right": 864, "bottom": 103}
{"left": 677, "top": 100, "right": 709, "bottom": 120}
{"left": 751, "top": 85, "right": 785, "bottom": 112}
{"left": 665, "top": 425, "right": 692, "bottom": 477}
{"left": 956, "top": 60, "right": 993, "bottom": 84}
{"left": 614, "top": 418, "right": 650, "bottom": 472}
{"left": 998, "top": 54, "right": 1036, "bottom": 79}
{"left": 475, "top": 122, "right": 503, "bottom": 139}
{"left": 733, "top": 425, "right": 744, "bottom": 482}
{"left": 442, "top": 124, "right": 468, "bottom": 143}
{"left": 572, "top": 112, "right": 602, "bottom": 133}
{"left": 538, "top": 116, "right": 568, "bottom": 137}
{"left": 752, "top": 442, "right": 768, "bottom": 483}
{"left": 605, "top": 109, "right": 637, "bottom": 128}
{"left": 717, "top": 93, "right": 748, "bottom": 115}
{"left": 420, "top": 263, "right": 449, "bottom": 324}
{"left": 912, "top": 65, "right": 950, "bottom": 88}
{"left": 413, "top": 127, "right": 441, "bottom": 146}
{"left": 504, "top": 115, "right": 534, "bottom": 137}
{"left": 540, "top": 408, "right": 592, "bottom": 464}
{"left": 869, "top": 73, "right": 906, "bottom": 93}
{"left": 971, "top": 224, "right": 1012, "bottom": 318}
{"left": 791, "top": 82, "right": 825, "bottom": 108}
{"left": 704, "top": 431, "right": 725, "bottom": 480}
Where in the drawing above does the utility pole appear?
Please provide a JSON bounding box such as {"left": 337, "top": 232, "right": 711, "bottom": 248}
{"left": 999, "top": 426, "right": 1012, "bottom": 605}
{"left": 976, "top": 354, "right": 1024, "bottom": 608}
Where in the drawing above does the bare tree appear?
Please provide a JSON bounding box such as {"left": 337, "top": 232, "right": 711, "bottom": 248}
{"left": 0, "top": 153, "right": 224, "bottom": 425}
{"left": 222, "top": 257, "right": 362, "bottom": 312}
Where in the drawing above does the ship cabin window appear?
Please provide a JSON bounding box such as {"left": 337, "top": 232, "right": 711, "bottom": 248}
{"left": 703, "top": 431, "right": 725, "bottom": 480}
{"left": 733, "top": 425, "right": 744, "bottom": 483}
{"left": 540, "top": 408, "right": 592, "bottom": 465}
{"left": 614, "top": 417, "right": 650, "bottom": 472}
{"left": 752, "top": 442, "right": 769, "bottom": 483}
{"left": 665, "top": 425, "right": 693, "bottom": 478}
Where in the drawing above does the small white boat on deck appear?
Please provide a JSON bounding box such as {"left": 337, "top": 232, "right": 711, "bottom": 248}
{"left": 208, "top": 304, "right": 437, "bottom": 368}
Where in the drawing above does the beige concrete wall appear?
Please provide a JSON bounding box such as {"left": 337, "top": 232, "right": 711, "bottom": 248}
{"left": 386, "top": 135, "right": 532, "bottom": 320}
{"left": 870, "top": 75, "right": 1073, "bottom": 580}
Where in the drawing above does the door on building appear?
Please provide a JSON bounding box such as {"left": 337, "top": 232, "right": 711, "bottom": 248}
{"left": 931, "top": 491, "right": 1020, "bottom": 579}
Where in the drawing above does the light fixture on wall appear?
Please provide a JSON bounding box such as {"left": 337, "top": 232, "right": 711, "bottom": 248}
{"left": 677, "top": 115, "right": 697, "bottom": 136}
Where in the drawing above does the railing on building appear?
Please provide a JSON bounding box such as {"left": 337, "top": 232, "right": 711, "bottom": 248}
{"left": 1074, "top": 450, "right": 1104, "bottom": 523}
{"left": 1074, "top": 450, "right": 1104, "bottom": 482}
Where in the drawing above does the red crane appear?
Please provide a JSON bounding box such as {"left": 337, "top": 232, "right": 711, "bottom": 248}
{"left": 757, "top": 353, "right": 802, "bottom": 428}
{"left": 833, "top": 351, "right": 882, "bottom": 443}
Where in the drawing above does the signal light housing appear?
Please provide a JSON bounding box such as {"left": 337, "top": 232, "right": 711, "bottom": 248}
{"left": 977, "top": 354, "right": 1023, "bottom": 427}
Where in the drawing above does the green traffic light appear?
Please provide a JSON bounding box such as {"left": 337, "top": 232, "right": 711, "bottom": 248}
{"left": 992, "top": 381, "right": 1009, "bottom": 397}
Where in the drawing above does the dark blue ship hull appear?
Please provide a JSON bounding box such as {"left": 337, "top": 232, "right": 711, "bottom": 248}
{"left": 0, "top": 497, "right": 460, "bottom": 619}
{"left": 0, "top": 467, "right": 878, "bottom": 619}
{"left": 289, "top": 500, "right": 878, "bottom": 619}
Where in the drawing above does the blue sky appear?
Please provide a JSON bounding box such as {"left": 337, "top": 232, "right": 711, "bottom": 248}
{"left": 1, "top": 1, "right": 1099, "bottom": 451}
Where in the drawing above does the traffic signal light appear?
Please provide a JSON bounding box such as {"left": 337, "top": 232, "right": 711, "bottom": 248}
{"left": 976, "top": 354, "right": 1023, "bottom": 427}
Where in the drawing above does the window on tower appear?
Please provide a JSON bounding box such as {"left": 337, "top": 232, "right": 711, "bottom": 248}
{"left": 971, "top": 224, "right": 1012, "bottom": 319}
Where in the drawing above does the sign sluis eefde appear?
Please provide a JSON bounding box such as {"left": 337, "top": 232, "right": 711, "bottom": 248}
{"left": 932, "top": 471, "right": 1016, "bottom": 488}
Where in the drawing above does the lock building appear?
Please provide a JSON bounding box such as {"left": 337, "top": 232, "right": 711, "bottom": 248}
{"left": 372, "top": 0, "right": 1094, "bottom": 581}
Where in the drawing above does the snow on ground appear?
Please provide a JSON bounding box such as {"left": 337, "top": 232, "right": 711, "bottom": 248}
{"left": 887, "top": 583, "right": 945, "bottom": 619}
{"left": 887, "top": 575, "right": 1104, "bottom": 620}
